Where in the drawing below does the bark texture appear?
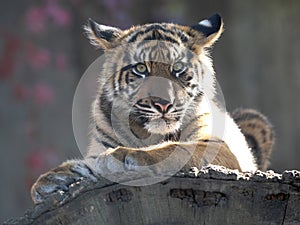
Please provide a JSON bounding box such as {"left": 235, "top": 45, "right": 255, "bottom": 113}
{"left": 4, "top": 166, "right": 300, "bottom": 225}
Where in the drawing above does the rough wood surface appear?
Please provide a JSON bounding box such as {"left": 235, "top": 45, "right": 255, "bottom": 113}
{"left": 4, "top": 166, "right": 300, "bottom": 225}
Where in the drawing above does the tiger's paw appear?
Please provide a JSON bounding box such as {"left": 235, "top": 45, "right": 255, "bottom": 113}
{"left": 31, "top": 160, "right": 97, "bottom": 204}
{"left": 124, "top": 150, "right": 158, "bottom": 172}
{"left": 89, "top": 148, "right": 160, "bottom": 175}
{"left": 109, "top": 147, "right": 179, "bottom": 174}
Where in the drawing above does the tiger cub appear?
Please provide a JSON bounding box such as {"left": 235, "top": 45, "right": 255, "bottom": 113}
{"left": 31, "top": 14, "right": 274, "bottom": 204}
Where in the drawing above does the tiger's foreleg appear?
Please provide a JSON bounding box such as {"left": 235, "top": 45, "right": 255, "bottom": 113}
{"left": 31, "top": 139, "right": 240, "bottom": 204}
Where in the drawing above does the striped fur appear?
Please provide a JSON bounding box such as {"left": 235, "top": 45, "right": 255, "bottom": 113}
{"left": 86, "top": 14, "right": 258, "bottom": 172}
{"left": 232, "top": 108, "right": 275, "bottom": 171}
{"left": 31, "top": 14, "right": 274, "bottom": 204}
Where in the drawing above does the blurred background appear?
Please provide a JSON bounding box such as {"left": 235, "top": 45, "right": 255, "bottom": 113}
{"left": 1, "top": 0, "right": 300, "bottom": 222}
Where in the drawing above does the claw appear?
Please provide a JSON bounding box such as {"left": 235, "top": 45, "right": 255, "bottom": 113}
{"left": 31, "top": 160, "right": 97, "bottom": 204}
{"left": 69, "top": 161, "right": 98, "bottom": 182}
{"left": 125, "top": 155, "right": 140, "bottom": 171}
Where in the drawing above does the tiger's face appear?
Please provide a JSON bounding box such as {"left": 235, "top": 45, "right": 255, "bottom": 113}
{"left": 126, "top": 60, "right": 195, "bottom": 135}
{"left": 106, "top": 41, "right": 203, "bottom": 135}
{"left": 85, "top": 14, "right": 223, "bottom": 137}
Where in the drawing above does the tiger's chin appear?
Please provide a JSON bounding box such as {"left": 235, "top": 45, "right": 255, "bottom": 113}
{"left": 145, "top": 118, "right": 181, "bottom": 135}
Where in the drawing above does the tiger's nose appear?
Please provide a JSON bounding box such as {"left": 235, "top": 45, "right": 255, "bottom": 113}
{"left": 152, "top": 98, "right": 173, "bottom": 113}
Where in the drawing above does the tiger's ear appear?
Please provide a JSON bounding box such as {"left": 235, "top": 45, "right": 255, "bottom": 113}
{"left": 190, "top": 14, "right": 224, "bottom": 49}
{"left": 84, "top": 18, "right": 122, "bottom": 49}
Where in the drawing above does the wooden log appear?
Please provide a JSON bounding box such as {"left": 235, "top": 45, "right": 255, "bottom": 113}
{"left": 4, "top": 166, "right": 300, "bottom": 225}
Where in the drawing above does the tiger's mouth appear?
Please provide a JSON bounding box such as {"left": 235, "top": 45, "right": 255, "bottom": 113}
{"left": 129, "top": 110, "right": 181, "bottom": 136}
{"left": 145, "top": 116, "right": 181, "bottom": 134}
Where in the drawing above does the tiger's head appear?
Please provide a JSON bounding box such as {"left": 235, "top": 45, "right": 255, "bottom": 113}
{"left": 85, "top": 14, "right": 223, "bottom": 138}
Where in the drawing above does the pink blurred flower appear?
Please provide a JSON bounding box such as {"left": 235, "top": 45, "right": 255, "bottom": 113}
{"left": 55, "top": 53, "right": 68, "bottom": 71}
{"left": 25, "top": 43, "right": 51, "bottom": 69}
{"left": 26, "top": 148, "right": 59, "bottom": 171}
{"left": 45, "top": 0, "right": 72, "bottom": 27}
{"left": 25, "top": 147, "right": 60, "bottom": 188}
{"left": 25, "top": 6, "right": 47, "bottom": 33}
{"left": 0, "top": 33, "right": 20, "bottom": 79}
{"left": 33, "top": 83, "right": 54, "bottom": 105}
{"left": 13, "top": 83, "right": 30, "bottom": 101}
{"left": 31, "top": 48, "right": 50, "bottom": 69}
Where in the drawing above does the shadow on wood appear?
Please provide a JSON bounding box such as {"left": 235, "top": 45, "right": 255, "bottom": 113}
{"left": 4, "top": 166, "right": 300, "bottom": 225}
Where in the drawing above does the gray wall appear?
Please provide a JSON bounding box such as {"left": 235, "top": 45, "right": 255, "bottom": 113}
{"left": 1, "top": 0, "right": 300, "bottom": 222}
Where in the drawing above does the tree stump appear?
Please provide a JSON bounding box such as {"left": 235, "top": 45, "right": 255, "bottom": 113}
{"left": 4, "top": 166, "right": 300, "bottom": 225}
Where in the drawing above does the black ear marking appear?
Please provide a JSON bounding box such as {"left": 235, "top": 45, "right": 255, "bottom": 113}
{"left": 88, "top": 18, "right": 121, "bottom": 42}
{"left": 191, "top": 13, "right": 222, "bottom": 37}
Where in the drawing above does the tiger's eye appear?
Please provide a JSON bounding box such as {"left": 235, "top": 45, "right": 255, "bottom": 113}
{"left": 173, "top": 62, "right": 184, "bottom": 72}
{"left": 135, "top": 63, "right": 147, "bottom": 73}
